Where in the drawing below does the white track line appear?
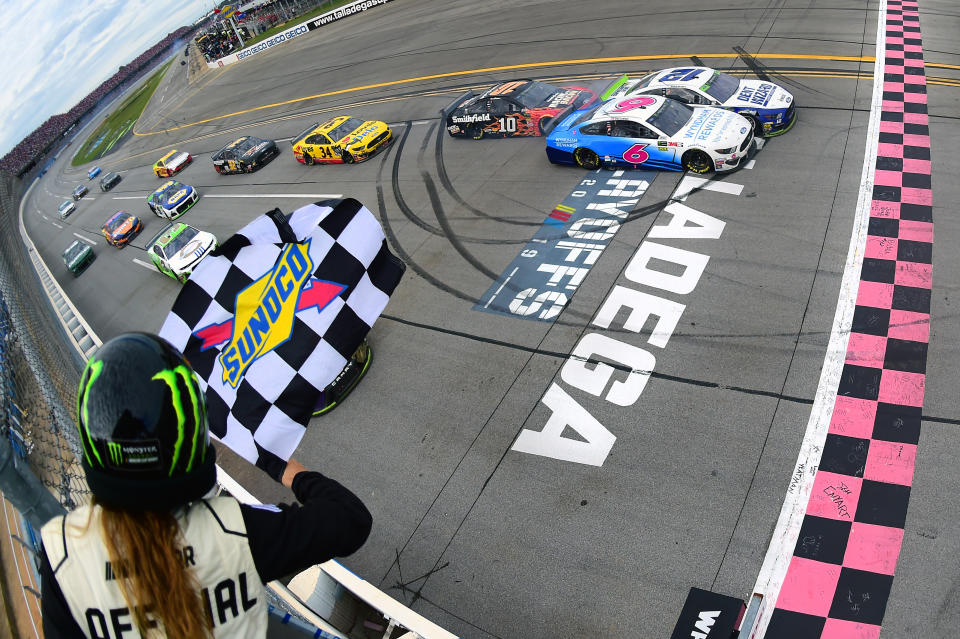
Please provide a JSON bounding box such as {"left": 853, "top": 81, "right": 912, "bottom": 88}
{"left": 132, "top": 258, "right": 156, "bottom": 271}
{"left": 202, "top": 193, "right": 343, "bottom": 199}
{"left": 744, "top": 0, "right": 888, "bottom": 636}
{"left": 72, "top": 233, "right": 98, "bottom": 246}
{"left": 51, "top": 222, "right": 63, "bottom": 229}
{"left": 112, "top": 193, "right": 343, "bottom": 200}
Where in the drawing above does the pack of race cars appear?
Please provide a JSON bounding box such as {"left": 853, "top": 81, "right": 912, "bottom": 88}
{"left": 63, "top": 66, "right": 795, "bottom": 280}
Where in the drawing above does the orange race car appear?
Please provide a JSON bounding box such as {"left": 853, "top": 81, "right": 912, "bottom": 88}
{"left": 101, "top": 211, "right": 143, "bottom": 248}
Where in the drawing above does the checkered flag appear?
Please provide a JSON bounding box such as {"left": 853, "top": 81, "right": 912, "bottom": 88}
{"left": 159, "top": 199, "right": 405, "bottom": 479}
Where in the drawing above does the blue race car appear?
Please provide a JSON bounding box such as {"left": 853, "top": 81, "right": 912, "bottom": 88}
{"left": 604, "top": 67, "right": 796, "bottom": 137}
{"left": 546, "top": 95, "right": 756, "bottom": 173}
{"left": 88, "top": 166, "right": 102, "bottom": 179}
{"left": 147, "top": 180, "right": 199, "bottom": 220}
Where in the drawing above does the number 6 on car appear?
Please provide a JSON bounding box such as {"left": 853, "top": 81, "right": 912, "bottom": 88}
{"left": 545, "top": 94, "right": 757, "bottom": 174}
{"left": 623, "top": 144, "right": 649, "bottom": 164}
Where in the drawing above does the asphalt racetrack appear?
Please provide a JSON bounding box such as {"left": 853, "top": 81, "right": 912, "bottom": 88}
{"left": 22, "top": 1, "right": 960, "bottom": 637}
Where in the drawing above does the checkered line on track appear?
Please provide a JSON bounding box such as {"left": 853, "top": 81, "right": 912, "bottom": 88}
{"left": 766, "top": 0, "right": 933, "bottom": 636}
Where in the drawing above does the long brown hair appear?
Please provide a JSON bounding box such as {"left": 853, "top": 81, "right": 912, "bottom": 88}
{"left": 97, "top": 500, "right": 212, "bottom": 638}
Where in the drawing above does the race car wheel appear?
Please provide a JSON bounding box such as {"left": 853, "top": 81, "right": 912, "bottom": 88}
{"left": 303, "top": 152, "right": 314, "bottom": 166}
{"left": 215, "top": 165, "right": 224, "bottom": 174}
{"left": 682, "top": 150, "right": 712, "bottom": 174}
{"left": 747, "top": 115, "right": 763, "bottom": 136}
{"left": 574, "top": 148, "right": 600, "bottom": 170}
{"left": 467, "top": 125, "right": 483, "bottom": 140}
{"left": 341, "top": 151, "right": 355, "bottom": 164}
{"left": 538, "top": 118, "right": 552, "bottom": 135}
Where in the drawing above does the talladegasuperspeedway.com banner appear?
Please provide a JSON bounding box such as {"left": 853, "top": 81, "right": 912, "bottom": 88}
{"left": 307, "top": 0, "right": 395, "bottom": 29}
{"left": 213, "top": 0, "right": 396, "bottom": 67}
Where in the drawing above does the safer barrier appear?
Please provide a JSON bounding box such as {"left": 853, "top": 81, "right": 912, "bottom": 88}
{"left": 207, "top": 0, "right": 396, "bottom": 68}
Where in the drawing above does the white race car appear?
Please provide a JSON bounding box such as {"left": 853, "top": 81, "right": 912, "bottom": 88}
{"left": 546, "top": 94, "right": 756, "bottom": 173}
{"left": 605, "top": 66, "right": 795, "bottom": 136}
{"left": 145, "top": 222, "right": 218, "bottom": 283}
{"left": 58, "top": 200, "right": 76, "bottom": 220}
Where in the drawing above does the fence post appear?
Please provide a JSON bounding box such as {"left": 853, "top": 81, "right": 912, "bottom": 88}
{"left": 0, "top": 434, "right": 66, "bottom": 530}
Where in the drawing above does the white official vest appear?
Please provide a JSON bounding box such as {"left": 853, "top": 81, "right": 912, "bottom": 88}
{"left": 41, "top": 496, "right": 267, "bottom": 639}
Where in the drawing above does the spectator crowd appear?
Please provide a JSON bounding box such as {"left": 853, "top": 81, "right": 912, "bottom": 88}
{"left": 0, "top": 26, "right": 197, "bottom": 177}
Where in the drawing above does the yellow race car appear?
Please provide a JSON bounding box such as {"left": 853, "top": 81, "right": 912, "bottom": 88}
{"left": 153, "top": 149, "right": 193, "bottom": 178}
{"left": 292, "top": 116, "right": 392, "bottom": 165}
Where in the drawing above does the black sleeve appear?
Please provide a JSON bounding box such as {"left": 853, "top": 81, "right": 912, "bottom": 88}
{"left": 38, "top": 545, "right": 86, "bottom": 639}
{"left": 240, "top": 471, "right": 372, "bottom": 582}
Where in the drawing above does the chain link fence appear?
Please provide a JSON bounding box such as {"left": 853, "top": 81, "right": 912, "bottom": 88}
{"left": 0, "top": 171, "right": 90, "bottom": 513}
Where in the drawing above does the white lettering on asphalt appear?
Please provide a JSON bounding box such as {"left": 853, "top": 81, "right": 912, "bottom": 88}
{"left": 648, "top": 202, "right": 726, "bottom": 240}
{"left": 511, "top": 383, "right": 616, "bottom": 466}
{"left": 512, "top": 175, "right": 739, "bottom": 465}
{"left": 674, "top": 174, "right": 743, "bottom": 201}
{"left": 592, "top": 287, "right": 685, "bottom": 349}
{"left": 561, "top": 333, "right": 655, "bottom": 406}
{"left": 509, "top": 289, "right": 567, "bottom": 320}
{"left": 624, "top": 242, "right": 710, "bottom": 295}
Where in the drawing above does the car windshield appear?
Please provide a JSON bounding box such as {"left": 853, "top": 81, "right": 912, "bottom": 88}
{"left": 73, "top": 186, "right": 84, "bottom": 193}
{"left": 105, "top": 214, "right": 129, "bottom": 232}
{"left": 104, "top": 173, "right": 118, "bottom": 181}
{"left": 230, "top": 138, "right": 258, "bottom": 153}
{"left": 625, "top": 72, "right": 660, "bottom": 93}
{"left": 160, "top": 182, "right": 182, "bottom": 198}
{"left": 63, "top": 242, "right": 86, "bottom": 261}
{"left": 327, "top": 117, "right": 365, "bottom": 141}
{"left": 571, "top": 104, "right": 602, "bottom": 128}
{"left": 293, "top": 123, "right": 320, "bottom": 145}
{"left": 59, "top": 202, "right": 71, "bottom": 212}
{"left": 514, "top": 81, "right": 556, "bottom": 108}
{"left": 646, "top": 99, "right": 695, "bottom": 136}
{"left": 701, "top": 71, "right": 740, "bottom": 103}
{"left": 164, "top": 226, "right": 199, "bottom": 255}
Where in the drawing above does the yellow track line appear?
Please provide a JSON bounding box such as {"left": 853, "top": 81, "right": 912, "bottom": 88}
{"left": 115, "top": 70, "right": 960, "bottom": 164}
{"left": 133, "top": 53, "right": 877, "bottom": 137}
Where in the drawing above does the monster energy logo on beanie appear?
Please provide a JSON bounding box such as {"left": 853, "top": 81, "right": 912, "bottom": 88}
{"left": 77, "top": 338, "right": 207, "bottom": 474}
{"left": 152, "top": 364, "right": 206, "bottom": 475}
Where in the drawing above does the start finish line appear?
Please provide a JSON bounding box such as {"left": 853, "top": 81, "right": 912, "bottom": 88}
{"left": 475, "top": 168, "right": 657, "bottom": 321}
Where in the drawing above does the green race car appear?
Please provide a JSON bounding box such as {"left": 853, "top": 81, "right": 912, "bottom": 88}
{"left": 62, "top": 240, "right": 95, "bottom": 276}
{"left": 145, "top": 222, "right": 218, "bottom": 283}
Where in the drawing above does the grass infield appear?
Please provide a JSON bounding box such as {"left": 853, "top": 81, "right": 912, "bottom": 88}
{"left": 72, "top": 60, "right": 173, "bottom": 166}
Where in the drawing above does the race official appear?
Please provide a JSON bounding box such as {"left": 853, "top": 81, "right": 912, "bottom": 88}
{"left": 39, "top": 333, "right": 372, "bottom": 638}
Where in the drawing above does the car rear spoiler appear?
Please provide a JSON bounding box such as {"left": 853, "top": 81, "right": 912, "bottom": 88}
{"left": 440, "top": 90, "right": 476, "bottom": 117}
{"left": 600, "top": 74, "right": 630, "bottom": 101}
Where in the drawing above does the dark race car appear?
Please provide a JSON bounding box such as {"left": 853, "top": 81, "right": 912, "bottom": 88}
{"left": 211, "top": 136, "right": 279, "bottom": 174}
{"left": 101, "top": 211, "right": 143, "bottom": 248}
{"left": 442, "top": 79, "right": 597, "bottom": 139}
{"left": 62, "top": 240, "right": 95, "bottom": 276}
{"left": 99, "top": 172, "right": 122, "bottom": 191}
{"left": 72, "top": 184, "right": 88, "bottom": 200}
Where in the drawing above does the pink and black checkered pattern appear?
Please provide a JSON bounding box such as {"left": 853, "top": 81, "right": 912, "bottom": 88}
{"left": 766, "top": 2, "right": 932, "bottom": 637}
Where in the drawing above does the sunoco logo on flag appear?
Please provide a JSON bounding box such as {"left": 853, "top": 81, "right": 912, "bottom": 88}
{"left": 203, "top": 241, "right": 314, "bottom": 387}
{"left": 159, "top": 199, "right": 405, "bottom": 478}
